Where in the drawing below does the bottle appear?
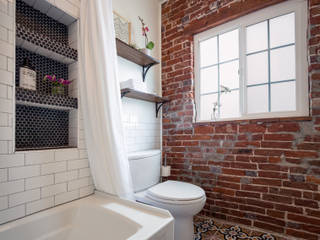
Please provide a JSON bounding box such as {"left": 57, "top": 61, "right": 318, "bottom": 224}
{"left": 19, "top": 58, "right": 36, "bottom": 91}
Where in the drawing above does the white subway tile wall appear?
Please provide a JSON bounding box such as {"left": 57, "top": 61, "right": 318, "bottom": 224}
{"left": 0, "top": 0, "right": 94, "bottom": 225}
{"left": 122, "top": 98, "right": 161, "bottom": 152}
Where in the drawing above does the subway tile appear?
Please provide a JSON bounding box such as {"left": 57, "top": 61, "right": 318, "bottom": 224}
{"left": 0, "top": 11, "right": 13, "bottom": 29}
{"left": 7, "top": 57, "right": 12, "bottom": 72}
{"left": 0, "top": 25, "right": 7, "bottom": 41}
{"left": 26, "top": 175, "right": 54, "bottom": 190}
{"left": 0, "top": 126, "right": 12, "bottom": 140}
{"left": 25, "top": 150, "right": 54, "bottom": 165}
{"left": 0, "top": 54, "right": 6, "bottom": 70}
{"left": 9, "top": 188, "right": 40, "bottom": 207}
{"left": 54, "top": 170, "right": 78, "bottom": 183}
{"left": 54, "top": 190, "right": 78, "bottom": 206}
{"left": 0, "top": 180, "right": 24, "bottom": 196}
{"left": 41, "top": 161, "right": 66, "bottom": 175}
{"left": 0, "top": 141, "right": 8, "bottom": 154}
{"left": 0, "top": 40, "right": 14, "bottom": 58}
{"left": 0, "top": 205, "right": 25, "bottom": 224}
{"left": 79, "top": 168, "right": 91, "bottom": 178}
{"left": 79, "top": 185, "right": 94, "bottom": 198}
{"left": 0, "top": 0, "right": 8, "bottom": 14}
{"left": 0, "top": 168, "right": 7, "bottom": 182}
{"left": 54, "top": 0, "right": 79, "bottom": 18}
{"left": 0, "top": 69, "right": 12, "bottom": 85}
{"left": 79, "top": 149, "right": 88, "bottom": 158}
{"left": 0, "top": 84, "right": 8, "bottom": 98}
{"left": 41, "top": 183, "right": 67, "bottom": 198}
{"left": 68, "top": 177, "right": 89, "bottom": 191}
{"left": 0, "top": 154, "right": 24, "bottom": 168}
{"left": 9, "top": 165, "right": 40, "bottom": 180}
{"left": 0, "top": 196, "right": 8, "bottom": 210}
{"left": 68, "top": 159, "right": 88, "bottom": 170}
{"left": 0, "top": 98, "right": 12, "bottom": 113}
{"left": 54, "top": 148, "right": 78, "bottom": 161}
{"left": 26, "top": 197, "right": 54, "bottom": 215}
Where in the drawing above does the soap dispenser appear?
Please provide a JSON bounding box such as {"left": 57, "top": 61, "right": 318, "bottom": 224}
{"left": 19, "top": 58, "right": 36, "bottom": 91}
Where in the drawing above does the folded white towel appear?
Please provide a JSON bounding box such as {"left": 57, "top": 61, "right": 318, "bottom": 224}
{"left": 120, "top": 78, "right": 147, "bottom": 92}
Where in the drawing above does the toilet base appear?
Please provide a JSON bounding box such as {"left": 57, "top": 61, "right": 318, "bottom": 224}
{"left": 174, "top": 216, "right": 194, "bottom": 240}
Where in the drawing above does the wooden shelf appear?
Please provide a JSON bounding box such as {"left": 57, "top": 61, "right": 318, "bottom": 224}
{"left": 116, "top": 39, "right": 159, "bottom": 81}
{"left": 116, "top": 39, "right": 159, "bottom": 67}
{"left": 121, "top": 88, "right": 168, "bottom": 103}
{"left": 121, "top": 88, "right": 169, "bottom": 118}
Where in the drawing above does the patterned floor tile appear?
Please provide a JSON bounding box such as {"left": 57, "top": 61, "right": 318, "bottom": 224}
{"left": 194, "top": 215, "right": 281, "bottom": 240}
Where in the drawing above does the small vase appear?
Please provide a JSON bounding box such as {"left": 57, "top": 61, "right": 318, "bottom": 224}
{"left": 52, "top": 85, "right": 64, "bottom": 96}
{"left": 141, "top": 48, "right": 151, "bottom": 56}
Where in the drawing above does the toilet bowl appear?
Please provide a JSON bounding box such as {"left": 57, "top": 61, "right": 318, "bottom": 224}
{"left": 128, "top": 150, "right": 206, "bottom": 240}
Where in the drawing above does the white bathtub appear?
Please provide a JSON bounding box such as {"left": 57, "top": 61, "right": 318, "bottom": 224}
{"left": 0, "top": 192, "right": 174, "bottom": 240}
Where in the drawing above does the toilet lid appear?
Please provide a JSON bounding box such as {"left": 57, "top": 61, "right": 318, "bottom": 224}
{"left": 147, "top": 181, "right": 205, "bottom": 201}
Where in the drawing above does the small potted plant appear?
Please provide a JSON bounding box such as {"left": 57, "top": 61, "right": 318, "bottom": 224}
{"left": 43, "top": 74, "right": 72, "bottom": 96}
{"left": 139, "top": 16, "right": 154, "bottom": 56}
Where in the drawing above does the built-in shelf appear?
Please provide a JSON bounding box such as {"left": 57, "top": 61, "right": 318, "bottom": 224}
{"left": 16, "top": 87, "right": 78, "bottom": 111}
{"left": 16, "top": 24, "right": 77, "bottom": 64}
{"left": 116, "top": 39, "right": 159, "bottom": 81}
{"left": 121, "top": 88, "right": 169, "bottom": 117}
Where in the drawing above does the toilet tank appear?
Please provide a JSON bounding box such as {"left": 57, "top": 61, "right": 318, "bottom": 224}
{"left": 128, "top": 149, "right": 161, "bottom": 192}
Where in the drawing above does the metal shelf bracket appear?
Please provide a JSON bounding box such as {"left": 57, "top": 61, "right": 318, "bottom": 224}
{"left": 142, "top": 63, "right": 155, "bottom": 82}
{"left": 156, "top": 102, "right": 165, "bottom": 118}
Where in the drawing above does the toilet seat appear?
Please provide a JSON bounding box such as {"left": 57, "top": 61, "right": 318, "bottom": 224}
{"left": 145, "top": 181, "right": 205, "bottom": 205}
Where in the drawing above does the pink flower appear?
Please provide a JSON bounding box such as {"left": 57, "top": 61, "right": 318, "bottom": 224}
{"left": 145, "top": 26, "right": 149, "bottom": 32}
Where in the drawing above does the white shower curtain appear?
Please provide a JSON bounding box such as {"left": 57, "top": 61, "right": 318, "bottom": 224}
{"left": 78, "top": 0, "right": 134, "bottom": 200}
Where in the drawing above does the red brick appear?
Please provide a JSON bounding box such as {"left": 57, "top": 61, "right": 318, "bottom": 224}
{"left": 262, "top": 194, "right": 292, "bottom": 204}
{"left": 254, "top": 221, "right": 284, "bottom": 233}
{"left": 267, "top": 123, "right": 300, "bottom": 132}
{"left": 275, "top": 204, "right": 303, "bottom": 214}
{"left": 295, "top": 198, "right": 319, "bottom": 209}
{"left": 286, "top": 229, "right": 318, "bottom": 240}
{"left": 288, "top": 213, "right": 320, "bottom": 226}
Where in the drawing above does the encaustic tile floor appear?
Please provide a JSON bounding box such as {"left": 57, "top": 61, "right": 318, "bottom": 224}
{"left": 193, "top": 216, "right": 288, "bottom": 240}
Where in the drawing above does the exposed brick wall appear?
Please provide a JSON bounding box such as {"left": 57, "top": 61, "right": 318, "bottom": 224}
{"left": 161, "top": 0, "right": 320, "bottom": 239}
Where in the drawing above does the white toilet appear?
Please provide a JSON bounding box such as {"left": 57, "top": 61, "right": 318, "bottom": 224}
{"left": 128, "top": 149, "right": 206, "bottom": 240}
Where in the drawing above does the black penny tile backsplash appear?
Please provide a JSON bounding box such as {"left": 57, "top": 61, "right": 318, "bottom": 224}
{"left": 16, "top": 0, "right": 68, "bottom": 45}
{"left": 16, "top": 105, "right": 69, "bottom": 150}
{"left": 16, "top": 47, "right": 69, "bottom": 96}
{"left": 15, "top": 0, "right": 78, "bottom": 150}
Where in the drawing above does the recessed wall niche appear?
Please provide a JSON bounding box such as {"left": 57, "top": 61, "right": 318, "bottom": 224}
{"left": 15, "top": 0, "right": 79, "bottom": 151}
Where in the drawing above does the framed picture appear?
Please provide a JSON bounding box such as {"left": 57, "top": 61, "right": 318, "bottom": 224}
{"left": 113, "top": 11, "right": 131, "bottom": 44}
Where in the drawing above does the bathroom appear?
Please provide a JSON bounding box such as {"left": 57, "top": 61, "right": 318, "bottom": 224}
{"left": 0, "top": 0, "right": 319, "bottom": 239}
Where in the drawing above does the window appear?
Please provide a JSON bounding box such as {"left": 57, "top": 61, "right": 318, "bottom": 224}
{"left": 194, "top": 0, "right": 308, "bottom": 122}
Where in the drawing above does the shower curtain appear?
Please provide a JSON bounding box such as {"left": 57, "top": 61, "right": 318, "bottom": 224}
{"left": 78, "top": 0, "right": 134, "bottom": 200}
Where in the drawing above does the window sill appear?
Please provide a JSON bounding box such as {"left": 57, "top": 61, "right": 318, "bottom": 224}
{"left": 194, "top": 116, "right": 312, "bottom": 125}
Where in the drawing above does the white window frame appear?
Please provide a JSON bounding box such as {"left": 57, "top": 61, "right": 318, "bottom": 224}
{"left": 194, "top": 0, "right": 308, "bottom": 123}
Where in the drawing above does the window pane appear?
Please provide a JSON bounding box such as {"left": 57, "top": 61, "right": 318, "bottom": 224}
{"left": 246, "top": 21, "right": 268, "bottom": 54}
{"left": 247, "top": 51, "right": 268, "bottom": 85}
{"left": 200, "top": 66, "right": 218, "bottom": 94}
{"left": 220, "top": 60, "right": 239, "bottom": 90}
{"left": 270, "top": 13, "right": 295, "bottom": 48}
{"left": 271, "top": 81, "right": 296, "bottom": 112}
{"left": 200, "top": 94, "right": 218, "bottom": 120}
{"left": 270, "top": 45, "right": 295, "bottom": 82}
{"left": 220, "top": 90, "right": 239, "bottom": 119}
{"left": 219, "top": 29, "right": 239, "bottom": 62}
{"left": 247, "top": 85, "right": 268, "bottom": 113}
{"left": 200, "top": 37, "right": 218, "bottom": 67}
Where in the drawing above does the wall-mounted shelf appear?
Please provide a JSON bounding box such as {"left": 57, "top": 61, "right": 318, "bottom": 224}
{"left": 16, "top": 24, "right": 77, "bottom": 64}
{"left": 121, "top": 88, "right": 169, "bottom": 117}
{"left": 16, "top": 87, "right": 78, "bottom": 111}
{"left": 116, "top": 39, "right": 159, "bottom": 82}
